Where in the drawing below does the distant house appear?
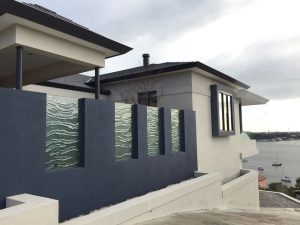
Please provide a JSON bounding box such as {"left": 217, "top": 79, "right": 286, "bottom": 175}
{"left": 0, "top": 1, "right": 268, "bottom": 224}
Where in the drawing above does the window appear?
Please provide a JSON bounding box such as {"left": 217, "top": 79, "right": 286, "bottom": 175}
{"left": 138, "top": 91, "right": 157, "bottom": 107}
{"left": 211, "top": 84, "right": 235, "bottom": 137}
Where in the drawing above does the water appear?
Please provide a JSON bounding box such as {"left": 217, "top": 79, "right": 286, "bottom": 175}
{"left": 243, "top": 141, "right": 300, "bottom": 186}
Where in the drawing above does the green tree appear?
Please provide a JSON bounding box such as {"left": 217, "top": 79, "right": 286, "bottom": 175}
{"left": 267, "top": 178, "right": 300, "bottom": 198}
{"left": 296, "top": 177, "right": 300, "bottom": 189}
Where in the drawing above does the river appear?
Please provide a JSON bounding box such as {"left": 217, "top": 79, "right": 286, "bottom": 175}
{"left": 242, "top": 141, "right": 300, "bottom": 186}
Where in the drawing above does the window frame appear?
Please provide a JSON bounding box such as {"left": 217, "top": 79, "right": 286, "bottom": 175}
{"left": 210, "top": 84, "right": 235, "bottom": 137}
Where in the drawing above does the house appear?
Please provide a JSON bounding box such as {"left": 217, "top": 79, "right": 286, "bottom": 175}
{"left": 0, "top": 1, "right": 268, "bottom": 225}
{"left": 26, "top": 54, "right": 268, "bottom": 183}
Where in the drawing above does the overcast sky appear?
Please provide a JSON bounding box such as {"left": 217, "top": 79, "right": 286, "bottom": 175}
{"left": 19, "top": 0, "right": 300, "bottom": 132}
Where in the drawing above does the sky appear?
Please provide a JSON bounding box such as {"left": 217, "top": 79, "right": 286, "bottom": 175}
{"left": 19, "top": 0, "right": 300, "bottom": 132}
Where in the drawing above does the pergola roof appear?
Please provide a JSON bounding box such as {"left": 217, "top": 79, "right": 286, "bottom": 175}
{"left": 0, "top": 1, "right": 132, "bottom": 88}
{"left": 0, "top": 1, "right": 132, "bottom": 57}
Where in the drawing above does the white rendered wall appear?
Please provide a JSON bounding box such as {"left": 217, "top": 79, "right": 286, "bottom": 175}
{"left": 221, "top": 169, "right": 259, "bottom": 210}
{"left": 191, "top": 72, "right": 243, "bottom": 183}
{"left": 0, "top": 170, "right": 259, "bottom": 225}
{"left": 62, "top": 173, "right": 222, "bottom": 225}
{"left": 0, "top": 194, "right": 58, "bottom": 225}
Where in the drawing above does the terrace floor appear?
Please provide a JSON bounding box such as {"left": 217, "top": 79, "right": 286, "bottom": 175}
{"left": 137, "top": 209, "right": 300, "bottom": 225}
{"left": 138, "top": 191, "right": 300, "bottom": 225}
{"left": 259, "top": 190, "right": 300, "bottom": 208}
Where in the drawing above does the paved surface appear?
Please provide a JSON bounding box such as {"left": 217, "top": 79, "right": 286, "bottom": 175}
{"left": 137, "top": 209, "right": 300, "bottom": 225}
{"left": 260, "top": 191, "right": 300, "bottom": 208}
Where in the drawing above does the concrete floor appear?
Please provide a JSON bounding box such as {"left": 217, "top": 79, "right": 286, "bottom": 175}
{"left": 137, "top": 209, "right": 300, "bottom": 225}
{"left": 260, "top": 191, "right": 300, "bottom": 208}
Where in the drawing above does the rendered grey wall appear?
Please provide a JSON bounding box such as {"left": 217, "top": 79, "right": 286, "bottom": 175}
{"left": 0, "top": 88, "right": 197, "bottom": 222}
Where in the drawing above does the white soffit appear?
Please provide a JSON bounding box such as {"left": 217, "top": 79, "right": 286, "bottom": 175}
{"left": 235, "top": 90, "right": 269, "bottom": 106}
{"left": 0, "top": 13, "right": 118, "bottom": 58}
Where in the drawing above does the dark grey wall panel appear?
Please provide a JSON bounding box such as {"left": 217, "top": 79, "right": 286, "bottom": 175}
{"left": 0, "top": 88, "right": 198, "bottom": 222}
{"left": 0, "top": 88, "right": 46, "bottom": 208}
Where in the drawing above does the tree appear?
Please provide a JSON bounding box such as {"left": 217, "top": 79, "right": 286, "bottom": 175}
{"left": 267, "top": 177, "right": 300, "bottom": 198}
{"left": 296, "top": 177, "right": 300, "bottom": 189}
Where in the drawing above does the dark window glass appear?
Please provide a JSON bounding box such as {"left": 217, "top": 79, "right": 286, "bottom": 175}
{"left": 138, "top": 91, "right": 157, "bottom": 107}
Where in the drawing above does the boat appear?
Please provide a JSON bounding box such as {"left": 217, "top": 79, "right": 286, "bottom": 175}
{"left": 280, "top": 166, "right": 291, "bottom": 182}
{"left": 272, "top": 152, "right": 282, "bottom": 166}
{"left": 258, "top": 166, "right": 264, "bottom": 171}
{"left": 242, "top": 159, "right": 248, "bottom": 162}
{"left": 281, "top": 176, "right": 292, "bottom": 182}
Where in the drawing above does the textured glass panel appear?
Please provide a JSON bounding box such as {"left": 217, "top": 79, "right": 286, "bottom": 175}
{"left": 147, "top": 106, "right": 160, "bottom": 156}
{"left": 46, "top": 95, "right": 80, "bottom": 171}
{"left": 171, "top": 109, "right": 181, "bottom": 152}
{"left": 115, "top": 103, "right": 133, "bottom": 160}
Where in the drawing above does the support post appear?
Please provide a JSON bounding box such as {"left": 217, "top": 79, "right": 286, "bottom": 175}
{"left": 95, "top": 67, "right": 100, "bottom": 99}
{"left": 16, "top": 46, "right": 23, "bottom": 90}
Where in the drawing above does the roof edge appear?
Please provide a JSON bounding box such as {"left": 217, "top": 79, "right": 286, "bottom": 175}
{"left": 92, "top": 61, "right": 249, "bottom": 89}
{"left": 1, "top": 0, "right": 132, "bottom": 56}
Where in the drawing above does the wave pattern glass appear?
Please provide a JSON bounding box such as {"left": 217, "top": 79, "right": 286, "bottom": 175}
{"left": 115, "top": 103, "right": 133, "bottom": 160}
{"left": 147, "top": 107, "right": 160, "bottom": 156}
{"left": 171, "top": 109, "right": 181, "bottom": 152}
{"left": 46, "top": 95, "right": 80, "bottom": 171}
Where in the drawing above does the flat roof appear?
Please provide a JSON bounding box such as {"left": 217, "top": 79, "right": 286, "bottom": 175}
{"left": 0, "top": 0, "right": 132, "bottom": 57}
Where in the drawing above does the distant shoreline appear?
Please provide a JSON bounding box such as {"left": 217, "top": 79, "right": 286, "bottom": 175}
{"left": 247, "top": 132, "right": 300, "bottom": 142}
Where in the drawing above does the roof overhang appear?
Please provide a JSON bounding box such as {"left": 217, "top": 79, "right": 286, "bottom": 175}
{"left": 0, "top": 1, "right": 132, "bottom": 58}
{"left": 191, "top": 67, "right": 247, "bottom": 91}
{"left": 0, "top": 1, "right": 132, "bottom": 87}
{"left": 235, "top": 90, "right": 269, "bottom": 106}
{"left": 94, "top": 61, "right": 250, "bottom": 90}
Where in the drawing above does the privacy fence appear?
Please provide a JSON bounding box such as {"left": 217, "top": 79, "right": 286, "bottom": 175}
{"left": 0, "top": 88, "right": 197, "bottom": 221}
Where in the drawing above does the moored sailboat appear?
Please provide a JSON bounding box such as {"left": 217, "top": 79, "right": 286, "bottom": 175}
{"left": 272, "top": 152, "right": 282, "bottom": 166}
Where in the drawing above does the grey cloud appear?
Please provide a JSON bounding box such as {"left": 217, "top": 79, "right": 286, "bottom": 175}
{"left": 208, "top": 38, "right": 300, "bottom": 100}
{"left": 20, "top": 0, "right": 233, "bottom": 43}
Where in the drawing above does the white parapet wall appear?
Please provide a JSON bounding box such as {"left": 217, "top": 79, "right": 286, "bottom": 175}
{"left": 0, "top": 194, "right": 58, "bottom": 225}
{"left": 0, "top": 170, "right": 259, "bottom": 225}
{"left": 221, "top": 169, "right": 259, "bottom": 210}
{"left": 62, "top": 173, "right": 222, "bottom": 225}
{"left": 240, "top": 133, "right": 258, "bottom": 159}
